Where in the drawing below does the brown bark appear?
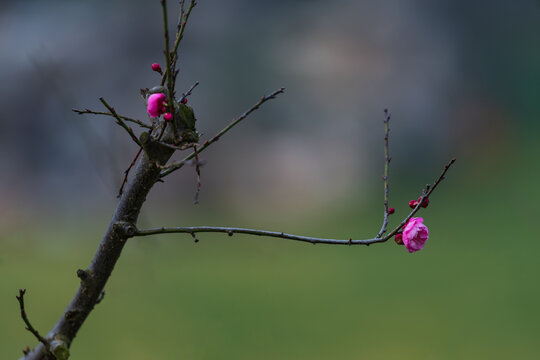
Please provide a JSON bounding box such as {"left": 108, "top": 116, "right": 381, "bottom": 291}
{"left": 23, "top": 134, "right": 174, "bottom": 360}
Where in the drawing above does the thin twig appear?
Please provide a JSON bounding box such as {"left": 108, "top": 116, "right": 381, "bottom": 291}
{"left": 178, "top": 81, "right": 199, "bottom": 103}
{"left": 99, "top": 98, "right": 142, "bottom": 146}
{"left": 136, "top": 158, "right": 456, "bottom": 245}
{"left": 161, "top": 0, "right": 179, "bottom": 141}
{"left": 384, "top": 157, "right": 457, "bottom": 240}
{"left": 16, "top": 289, "right": 49, "bottom": 347}
{"left": 72, "top": 108, "right": 152, "bottom": 129}
{"left": 376, "top": 109, "right": 391, "bottom": 238}
{"left": 193, "top": 144, "right": 201, "bottom": 204}
{"left": 173, "top": 0, "right": 197, "bottom": 60}
{"left": 117, "top": 147, "right": 143, "bottom": 198}
{"left": 173, "top": 0, "right": 197, "bottom": 90}
{"left": 160, "top": 87, "right": 285, "bottom": 177}
{"left": 161, "top": 0, "right": 197, "bottom": 87}
{"left": 178, "top": 0, "right": 186, "bottom": 33}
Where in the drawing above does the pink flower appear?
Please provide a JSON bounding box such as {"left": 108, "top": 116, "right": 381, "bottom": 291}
{"left": 402, "top": 217, "right": 429, "bottom": 253}
{"left": 163, "top": 112, "right": 173, "bottom": 122}
{"left": 151, "top": 63, "right": 162, "bottom": 74}
{"left": 147, "top": 93, "right": 167, "bottom": 117}
{"left": 408, "top": 199, "right": 418, "bottom": 209}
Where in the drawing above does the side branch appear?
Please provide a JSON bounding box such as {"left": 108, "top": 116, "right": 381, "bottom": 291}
{"left": 16, "top": 290, "right": 49, "bottom": 347}
{"left": 99, "top": 98, "right": 142, "bottom": 146}
{"left": 160, "top": 0, "right": 178, "bottom": 139}
{"left": 72, "top": 109, "right": 152, "bottom": 129}
{"left": 178, "top": 81, "right": 199, "bottom": 103}
{"left": 137, "top": 158, "right": 456, "bottom": 246}
{"left": 135, "top": 226, "right": 388, "bottom": 245}
{"left": 172, "top": 0, "right": 197, "bottom": 60}
{"left": 160, "top": 87, "right": 285, "bottom": 177}
{"left": 376, "top": 109, "right": 391, "bottom": 238}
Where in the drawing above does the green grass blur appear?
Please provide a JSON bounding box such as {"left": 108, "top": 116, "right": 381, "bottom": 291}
{"left": 1, "top": 137, "right": 539, "bottom": 359}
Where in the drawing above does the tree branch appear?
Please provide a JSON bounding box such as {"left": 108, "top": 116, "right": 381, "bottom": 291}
{"left": 99, "top": 98, "right": 142, "bottom": 146}
{"left": 383, "top": 157, "right": 457, "bottom": 240}
{"left": 160, "top": 0, "right": 197, "bottom": 87}
{"left": 22, "top": 137, "right": 177, "bottom": 360}
{"left": 16, "top": 290, "right": 49, "bottom": 347}
{"left": 178, "top": 81, "right": 199, "bottom": 103}
{"left": 160, "top": 0, "right": 179, "bottom": 140}
{"left": 71, "top": 108, "right": 152, "bottom": 129}
{"left": 160, "top": 87, "right": 285, "bottom": 177}
{"left": 376, "top": 109, "right": 391, "bottom": 238}
{"left": 136, "top": 158, "right": 456, "bottom": 245}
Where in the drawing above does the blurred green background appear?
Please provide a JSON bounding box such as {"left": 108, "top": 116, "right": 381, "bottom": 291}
{"left": 1, "top": 0, "right": 539, "bottom": 359}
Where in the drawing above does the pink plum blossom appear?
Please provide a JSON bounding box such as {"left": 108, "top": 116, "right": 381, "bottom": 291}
{"left": 163, "top": 112, "right": 173, "bottom": 122}
{"left": 147, "top": 93, "right": 167, "bottom": 117}
{"left": 402, "top": 217, "right": 429, "bottom": 253}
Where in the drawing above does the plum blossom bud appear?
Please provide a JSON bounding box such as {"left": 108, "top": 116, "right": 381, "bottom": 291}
{"left": 418, "top": 196, "right": 430, "bottom": 208}
{"left": 151, "top": 63, "right": 162, "bottom": 74}
{"left": 408, "top": 200, "right": 418, "bottom": 209}
{"left": 180, "top": 97, "right": 188, "bottom": 105}
{"left": 402, "top": 217, "right": 429, "bottom": 253}
{"left": 163, "top": 112, "right": 173, "bottom": 122}
{"left": 394, "top": 232, "right": 403, "bottom": 245}
{"left": 388, "top": 207, "right": 395, "bottom": 215}
{"left": 147, "top": 93, "right": 167, "bottom": 117}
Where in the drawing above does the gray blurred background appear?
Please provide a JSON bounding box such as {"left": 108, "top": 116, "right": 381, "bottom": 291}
{"left": 1, "top": 1, "right": 539, "bottom": 359}
{"left": 3, "top": 0, "right": 537, "bottom": 223}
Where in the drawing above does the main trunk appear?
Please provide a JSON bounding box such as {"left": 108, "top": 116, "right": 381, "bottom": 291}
{"left": 23, "top": 142, "right": 174, "bottom": 360}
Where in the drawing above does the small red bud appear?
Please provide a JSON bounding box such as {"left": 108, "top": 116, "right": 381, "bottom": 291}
{"left": 394, "top": 233, "right": 403, "bottom": 245}
{"left": 180, "top": 97, "right": 188, "bottom": 104}
{"left": 408, "top": 200, "right": 418, "bottom": 209}
{"left": 151, "top": 63, "right": 162, "bottom": 74}
{"left": 418, "top": 196, "right": 430, "bottom": 208}
{"left": 163, "top": 112, "right": 173, "bottom": 122}
{"left": 388, "top": 207, "right": 395, "bottom": 215}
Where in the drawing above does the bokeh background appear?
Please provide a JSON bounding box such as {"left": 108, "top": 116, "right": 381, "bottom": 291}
{"left": 1, "top": 0, "right": 539, "bottom": 359}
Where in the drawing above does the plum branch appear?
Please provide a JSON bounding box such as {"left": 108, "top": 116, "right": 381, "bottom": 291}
{"left": 135, "top": 109, "right": 456, "bottom": 245}
{"left": 16, "top": 1, "right": 456, "bottom": 359}
{"left": 159, "top": 87, "right": 285, "bottom": 177}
